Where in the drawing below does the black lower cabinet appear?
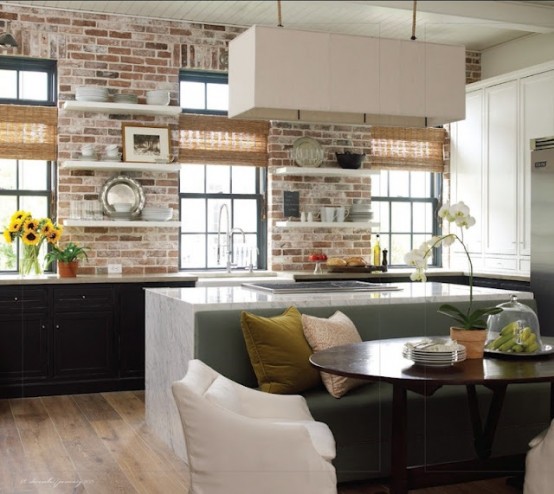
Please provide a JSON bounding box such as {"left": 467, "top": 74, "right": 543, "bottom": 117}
{"left": 0, "top": 280, "right": 194, "bottom": 398}
{"left": 53, "top": 311, "right": 115, "bottom": 379}
{"left": 0, "top": 313, "right": 48, "bottom": 384}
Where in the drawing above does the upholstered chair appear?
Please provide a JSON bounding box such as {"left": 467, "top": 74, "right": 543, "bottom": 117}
{"left": 172, "top": 359, "right": 337, "bottom": 494}
{"left": 524, "top": 419, "right": 554, "bottom": 493}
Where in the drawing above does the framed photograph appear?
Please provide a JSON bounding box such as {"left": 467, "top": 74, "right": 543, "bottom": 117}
{"left": 122, "top": 124, "right": 170, "bottom": 163}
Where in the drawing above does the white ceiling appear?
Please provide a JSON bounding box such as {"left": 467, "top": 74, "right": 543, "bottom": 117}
{"left": 3, "top": 0, "right": 554, "bottom": 51}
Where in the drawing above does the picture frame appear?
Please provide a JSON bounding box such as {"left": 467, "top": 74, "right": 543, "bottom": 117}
{"left": 122, "top": 124, "right": 171, "bottom": 163}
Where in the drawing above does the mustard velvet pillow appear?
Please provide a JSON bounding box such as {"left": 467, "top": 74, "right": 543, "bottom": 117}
{"left": 301, "top": 311, "right": 367, "bottom": 398}
{"left": 240, "top": 306, "right": 322, "bottom": 394}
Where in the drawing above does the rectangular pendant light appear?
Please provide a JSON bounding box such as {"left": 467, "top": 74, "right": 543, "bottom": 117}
{"left": 229, "top": 25, "right": 466, "bottom": 127}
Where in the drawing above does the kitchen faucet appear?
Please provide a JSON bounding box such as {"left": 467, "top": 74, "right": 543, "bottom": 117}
{"left": 217, "top": 204, "right": 245, "bottom": 273}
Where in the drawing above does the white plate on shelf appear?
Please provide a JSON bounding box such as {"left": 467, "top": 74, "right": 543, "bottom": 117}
{"left": 291, "top": 137, "right": 324, "bottom": 167}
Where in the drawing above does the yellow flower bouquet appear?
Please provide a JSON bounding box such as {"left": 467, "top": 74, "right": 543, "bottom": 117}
{"left": 2, "top": 210, "right": 63, "bottom": 276}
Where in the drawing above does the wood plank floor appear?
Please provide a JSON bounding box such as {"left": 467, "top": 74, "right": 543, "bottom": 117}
{"left": 0, "top": 391, "right": 522, "bottom": 494}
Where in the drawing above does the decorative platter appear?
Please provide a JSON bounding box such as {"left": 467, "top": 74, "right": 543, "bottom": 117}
{"left": 485, "top": 344, "right": 554, "bottom": 358}
{"left": 291, "top": 137, "right": 324, "bottom": 167}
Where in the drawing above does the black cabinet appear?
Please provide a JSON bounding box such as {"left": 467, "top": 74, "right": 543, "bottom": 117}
{"left": 0, "top": 287, "right": 49, "bottom": 387}
{"left": 118, "top": 283, "right": 146, "bottom": 378}
{"left": 0, "top": 280, "right": 195, "bottom": 398}
{"left": 52, "top": 285, "right": 115, "bottom": 380}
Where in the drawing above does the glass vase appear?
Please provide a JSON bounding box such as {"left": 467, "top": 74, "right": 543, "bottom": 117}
{"left": 19, "top": 243, "right": 43, "bottom": 276}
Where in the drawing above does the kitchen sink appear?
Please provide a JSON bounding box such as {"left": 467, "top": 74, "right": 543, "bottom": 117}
{"left": 242, "top": 280, "right": 401, "bottom": 294}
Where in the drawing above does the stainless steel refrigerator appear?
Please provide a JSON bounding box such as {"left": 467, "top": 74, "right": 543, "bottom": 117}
{"left": 531, "top": 136, "right": 554, "bottom": 336}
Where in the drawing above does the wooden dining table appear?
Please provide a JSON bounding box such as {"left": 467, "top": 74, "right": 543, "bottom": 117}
{"left": 310, "top": 336, "right": 554, "bottom": 494}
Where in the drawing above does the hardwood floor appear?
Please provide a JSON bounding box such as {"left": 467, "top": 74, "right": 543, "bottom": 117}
{"left": 0, "top": 391, "right": 523, "bottom": 494}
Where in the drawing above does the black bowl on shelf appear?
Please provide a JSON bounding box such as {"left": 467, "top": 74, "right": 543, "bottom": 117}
{"left": 335, "top": 151, "right": 365, "bottom": 169}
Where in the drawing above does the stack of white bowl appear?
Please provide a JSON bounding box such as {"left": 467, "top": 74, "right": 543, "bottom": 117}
{"left": 141, "top": 207, "right": 173, "bottom": 222}
{"left": 348, "top": 200, "right": 374, "bottom": 222}
{"left": 76, "top": 86, "right": 109, "bottom": 102}
{"left": 146, "top": 90, "right": 170, "bottom": 106}
{"left": 114, "top": 93, "right": 138, "bottom": 104}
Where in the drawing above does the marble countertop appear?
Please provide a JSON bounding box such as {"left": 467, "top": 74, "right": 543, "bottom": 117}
{"left": 293, "top": 268, "right": 530, "bottom": 282}
{"left": 145, "top": 281, "right": 532, "bottom": 312}
{"left": 0, "top": 272, "right": 199, "bottom": 285}
{"left": 0, "top": 268, "right": 529, "bottom": 285}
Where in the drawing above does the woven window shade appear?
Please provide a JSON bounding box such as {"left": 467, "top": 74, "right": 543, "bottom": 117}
{"left": 0, "top": 105, "right": 58, "bottom": 161}
{"left": 178, "top": 114, "right": 269, "bottom": 166}
{"left": 370, "top": 127, "right": 446, "bottom": 173}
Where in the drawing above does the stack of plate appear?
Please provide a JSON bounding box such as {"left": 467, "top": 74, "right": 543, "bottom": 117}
{"left": 76, "top": 86, "right": 109, "bottom": 102}
{"left": 402, "top": 339, "right": 466, "bottom": 366}
{"left": 348, "top": 201, "right": 374, "bottom": 222}
{"left": 114, "top": 93, "right": 138, "bottom": 104}
{"left": 141, "top": 207, "right": 173, "bottom": 221}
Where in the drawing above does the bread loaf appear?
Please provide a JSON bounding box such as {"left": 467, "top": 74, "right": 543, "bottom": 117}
{"left": 326, "top": 257, "right": 347, "bottom": 267}
{"left": 346, "top": 256, "right": 366, "bottom": 267}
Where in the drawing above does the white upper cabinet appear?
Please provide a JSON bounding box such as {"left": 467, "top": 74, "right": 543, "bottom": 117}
{"left": 450, "top": 90, "right": 484, "bottom": 255}
{"left": 520, "top": 70, "right": 554, "bottom": 256}
{"left": 450, "top": 61, "right": 554, "bottom": 274}
{"left": 484, "top": 80, "right": 518, "bottom": 256}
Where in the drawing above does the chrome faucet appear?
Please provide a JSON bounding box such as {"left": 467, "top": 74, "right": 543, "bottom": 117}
{"left": 217, "top": 204, "right": 245, "bottom": 273}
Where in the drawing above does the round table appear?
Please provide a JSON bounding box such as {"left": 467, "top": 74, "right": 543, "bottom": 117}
{"left": 310, "top": 336, "right": 554, "bottom": 494}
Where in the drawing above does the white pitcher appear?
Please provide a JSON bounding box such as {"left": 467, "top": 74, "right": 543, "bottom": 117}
{"left": 320, "top": 207, "right": 337, "bottom": 223}
{"left": 335, "top": 206, "right": 350, "bottom": 223}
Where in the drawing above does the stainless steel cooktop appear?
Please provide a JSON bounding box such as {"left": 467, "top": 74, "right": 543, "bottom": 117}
{"left": 241, "top": 280, "right": 401, "bottom": 294}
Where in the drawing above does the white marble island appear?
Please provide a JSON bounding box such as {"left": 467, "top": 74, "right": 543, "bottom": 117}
{"left": 145, "top": 282, "right": 533, "bottom": 460}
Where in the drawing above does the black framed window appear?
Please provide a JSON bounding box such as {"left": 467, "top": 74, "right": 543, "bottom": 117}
{"left": 0, "top": 57, "right": 56, "bottom": 105}
{"left": 371, "top": 170, "right": 441, "bottom": 267}
{"left": 0, "top": 57, "right": 57, "bottom": 272}
{"left": 179, "top": 70, "right": 228, "bottom": 115}
{"left": 178, "top": 70, "right": 267, "bottom": 270}
{"left": 180, "top": 165, "right": 266, "bottom": 270}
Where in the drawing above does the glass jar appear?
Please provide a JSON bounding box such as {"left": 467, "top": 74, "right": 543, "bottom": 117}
{"left": 485, "top": 295, "right": 542, "bottom": 353}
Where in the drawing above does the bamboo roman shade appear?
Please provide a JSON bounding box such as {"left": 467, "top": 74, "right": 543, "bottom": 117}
{"left": 0, "top": 104, "right": 58, "bottom": 160}
{"left": 370, "top": 126, "right": 446, "bottom": 173}
{"left": 178, "top": 114, "right": 269, "bottom": 166}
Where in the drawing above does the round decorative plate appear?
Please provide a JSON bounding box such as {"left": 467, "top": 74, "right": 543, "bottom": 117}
{"left": 100, "top": 175, "right": 145, "bottom": 218}
{"left": 291, "top": 137, "right": 324, "bottom": 167}
{"left": 485, "top": 344, "right": 554, "bottom": 358}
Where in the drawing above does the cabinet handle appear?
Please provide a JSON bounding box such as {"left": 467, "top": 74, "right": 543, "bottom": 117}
{"left": 42, "top": 325, "right": 46, "bottom": 329}
{"left": 82, "top": 295, "right": 86, "bottom": 299}
{"left": 14, "top": 297, "right": 18, "bottom": 301}
{"left": 55, "top": 324, "right": 60, "bottom": 329}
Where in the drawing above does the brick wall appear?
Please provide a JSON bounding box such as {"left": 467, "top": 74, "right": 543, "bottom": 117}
{"left": 0, "top": 3, "right": 480, "bottom": 273}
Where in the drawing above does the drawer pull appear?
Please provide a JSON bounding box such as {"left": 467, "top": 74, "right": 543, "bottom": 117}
{"left": 14, "top": 297, "right": 18, "bottom": 301}
{"left": 82, "top": 295, "right": 86, "bottom": 299}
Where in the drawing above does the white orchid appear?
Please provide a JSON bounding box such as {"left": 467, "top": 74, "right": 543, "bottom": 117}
{"left": 405, "top": 201, "right": 502, "bottom": 329}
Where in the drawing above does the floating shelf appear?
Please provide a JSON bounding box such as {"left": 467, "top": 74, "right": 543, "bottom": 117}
{"left": 61, "top": 160, "right": 181, "bottom": 173}
{"left": 275, "top": 221, "right": 379, "bottom": 228}
{"left": 63, "top": 219, "right": 180, "bottom": 228}
{"left": 63, "top": 101, "right": 181, "bottom": 116}
{"left": 273, "top": 167, "right": 379, "bottom": 177}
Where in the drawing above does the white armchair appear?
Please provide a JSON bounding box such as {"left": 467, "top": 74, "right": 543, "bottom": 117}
{"left": 524, "top": 419, "right": 554, "bottom": 494}
{"left": 171, "top": 359, "right": 337, "bottom": 494}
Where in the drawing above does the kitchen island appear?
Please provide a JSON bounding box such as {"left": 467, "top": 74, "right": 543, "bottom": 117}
{"left": 145, "top": 282, "right": 534, "bottom": 461}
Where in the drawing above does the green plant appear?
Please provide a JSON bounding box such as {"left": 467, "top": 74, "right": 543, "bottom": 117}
{"left": 405, "top": 201, "right": 502, "bottom": 329}
{"left": 45, "top": 242, "right": 89, "bottom": 267}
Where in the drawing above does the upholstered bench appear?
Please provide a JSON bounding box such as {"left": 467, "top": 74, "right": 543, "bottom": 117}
{"left": 194, "top": 299, "right": 549, "bottom": 483}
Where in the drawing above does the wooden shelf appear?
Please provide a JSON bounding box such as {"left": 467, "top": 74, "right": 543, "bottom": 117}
{"left": 275, "top": 221, "right": 379, "bottom": 228}
{"left": 63, "top": 101, "right": 181, "bottom": 116}
{"left": 61, "top": 160, "right": 180, "bottom": 173}
{"left": 63, "top": 219, "right": 180, "bottom": 228}
{"left": 273, "top": 167, "right": 379, "bottom": 177}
